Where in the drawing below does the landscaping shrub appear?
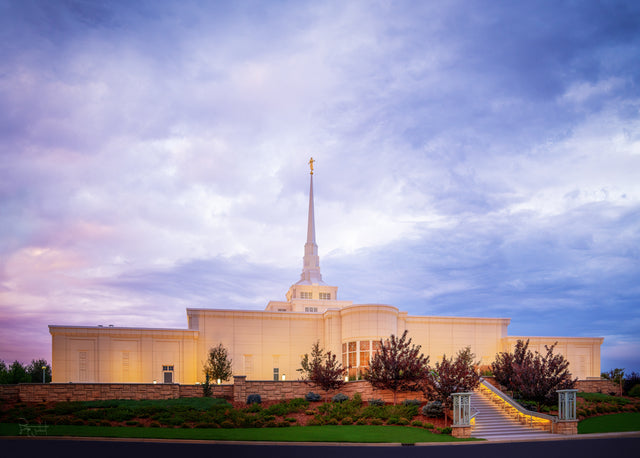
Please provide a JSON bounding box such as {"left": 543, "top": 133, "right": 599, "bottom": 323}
{"left": 247, "top": 394, "right": 261, "bottom": 405}
{"left": 306, "top": 392, "right": 322, "bottom": 402}
{"left": 397, "top": 418, "right": 409, "bottom": 425}
{"left": 422, "top": 401, "right": 443, "bottom": 417}
{"left": 423, "top": 422, "right": 435, "bottom": 429}
{"left": 220, "top": 420, "right": 235, "bottom": 428}
{"left": 341, "top": 417, "right": 353, "bottom": 425}
{"left": 125, "top": 420, "right": 140, "bottom": 426}
{"left": 402, "top": 399, "right": 421, "bottom": 407}
{"left": 326, "top": 418, "right": 339, "bottom": 425}
{"left": 387, "top": 417, "right": 399, "bottom": 425}
{"left": 370, "top": 418, "right": 383, "bottom": 425}
{"left": 629, "top": 385, "right": 640, "bottom": 397}
{"left": 332, "top": 393, "right": 349, "bottom": 403}
{"left": 356, "top": 418, "right": 368, "bottom": 425}
{"left": 150, "top": 422, "right": 161, "bottom": 428}
{"left": 368, "top": 398, "right": 385, "bottom": 406}
{"left": 437, "top": 426, "right": 452, "bottom": 435}
{"left": 411, "top": 420, "right": 423, "bottom": 427}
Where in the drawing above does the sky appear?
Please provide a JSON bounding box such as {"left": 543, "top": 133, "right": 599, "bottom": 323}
{"left": 1, "top": 0, "right": 639, "bottom": 375}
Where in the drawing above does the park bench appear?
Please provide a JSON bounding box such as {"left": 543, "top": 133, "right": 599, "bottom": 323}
{"left": 19, "top": 418, "right": 49, "bottom": 436}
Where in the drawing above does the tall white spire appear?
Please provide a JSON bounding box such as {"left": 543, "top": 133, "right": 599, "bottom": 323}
{"left": 297, "top": 157, "right": 324, "bottom": 285}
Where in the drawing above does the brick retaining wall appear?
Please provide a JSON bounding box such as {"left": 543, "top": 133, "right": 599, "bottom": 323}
{"left": 576, "top": 379, "right": 621, "bottom": 395}
{"left": 0, "top": 377, "right": 620, "bottom": 404}
{"left": 237, "top": 377, "right": 425, "bottom": 403}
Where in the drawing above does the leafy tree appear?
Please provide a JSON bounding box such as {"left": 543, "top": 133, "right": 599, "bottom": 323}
{"left": 26, "top": 359, "right": 52, "bottom": 383}
{"left": 203, "top": 343, "right": 233, "bottom": 384}
{"left": 425, "top": 347, "right": 480, "bottom": 421}
{"left": 601, "top": 368, "right": 624, "bottom": 395}
{"left": 364, "top": 330, "right": 430, "bottom": 405}
{"left": 623, "top": 371, "right": 640, "bottom": 395}
{"left": 298, "top": 341, "right": 345, "bottom": 399}
{"left": 491, "top": 339, "right": 576, "bottom": 411}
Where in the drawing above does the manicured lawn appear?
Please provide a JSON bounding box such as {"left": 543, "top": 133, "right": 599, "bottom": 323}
{"left": 579, "top": 412, "right": 640, "bottom": 434}
{"left": 0, "top": 423, "right": 477, "bottom": 443}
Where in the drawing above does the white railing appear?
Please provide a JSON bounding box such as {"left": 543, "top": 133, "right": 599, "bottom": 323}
{"left": 478, "top": 378, "right": 556, "bottom": 431}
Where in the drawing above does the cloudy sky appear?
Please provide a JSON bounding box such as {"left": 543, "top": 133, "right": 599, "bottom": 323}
{"left": 1, "top": 0, "right": 639, "bottom": 374}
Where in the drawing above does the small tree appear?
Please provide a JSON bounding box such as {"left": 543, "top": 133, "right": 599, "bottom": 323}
{"left": 425, "top": 347, "right": 480, "bottom": 421}
{"left": 203, "top": 343, "right": 233, "bottom": 384}
{"left": 601, "top": 368, "right": 624, "bottom": 395}
{"left": 492, "top": 339, "right": 576, "bottom": 411}
{"left": 298, "top": 341, "right": 345, "bottom": 399}
{"left": 364, "top": 330, "right": 430, "bottom": 405}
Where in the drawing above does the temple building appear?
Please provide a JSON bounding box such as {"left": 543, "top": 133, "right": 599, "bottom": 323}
{"left": 49, "top": 160, "right": 603, "bottom": 384}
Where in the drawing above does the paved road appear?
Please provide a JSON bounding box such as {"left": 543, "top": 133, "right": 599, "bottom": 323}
{"left": 3, "top": 436, "right": 639, "bottom": 458}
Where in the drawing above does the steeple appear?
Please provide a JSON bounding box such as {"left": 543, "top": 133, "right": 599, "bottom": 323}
{"left": 297, "top": 157, "right": 324, "bottom": 285}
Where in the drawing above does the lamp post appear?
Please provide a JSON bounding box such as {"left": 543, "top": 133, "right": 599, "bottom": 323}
{"left": 42, "top": 366, "right": 46, "bottom": 384}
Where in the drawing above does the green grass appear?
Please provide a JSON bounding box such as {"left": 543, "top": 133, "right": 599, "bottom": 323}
{"left": 0, "top": 423, "right": 477, "bottom": 443}
{"left": 578, "top": 392, "right": 630, "bottom": 404}
{"left": 578, "top": 412, "right": 640, "bottom": 434}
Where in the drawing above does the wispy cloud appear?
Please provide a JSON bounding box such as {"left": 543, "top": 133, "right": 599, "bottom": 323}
{"left": 1, "top": 0, "right": 639, "bottom": 371}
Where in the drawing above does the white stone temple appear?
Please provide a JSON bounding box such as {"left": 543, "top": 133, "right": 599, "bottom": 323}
{"left": 49, "top": 159, "right": 603, "bottom": 384}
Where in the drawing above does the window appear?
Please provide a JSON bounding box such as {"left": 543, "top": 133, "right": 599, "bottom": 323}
{"left": 122, "top": 352, "right": 130, "bottom": 381}
{"left": 300, "top": 292, "right": 312, "bottom": 299}
{"left": 277, "top": 308, "right": 287, "bottom": 312}
{"left": 348, "top": 341, "right": 357, "bottom": 378}
{"left": 244, "top": 355, "right": 254, "bottom": 377}
{"left": 359, "top": 341, "right": 370, "bottom": 368}
{"left": 78, "top": 351, "right": 87, "bottom": 382}
{"left": 273, "top": 368, "right": 279, "bottom": 381}
{"left": 162, "top": 365, "right": 174, "bottom": 371}
{"left": 304, "top": 306, "right": 318, "bottom": 312}
{"left": 319, "top": 292, "right": 331, "bottom": 300}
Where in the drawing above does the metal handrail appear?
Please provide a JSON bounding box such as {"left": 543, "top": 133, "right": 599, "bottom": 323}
{"left": 479, "top": 378, "right": 556, "bottom": 423}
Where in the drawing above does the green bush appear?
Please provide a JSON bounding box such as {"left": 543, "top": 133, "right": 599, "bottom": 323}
{"left": 387, "top": 417, "right": 399, "bottom": 425}
{"left": 150, "top": 422, "right": 161, "bottom": 428}
{"left": 332, "top": 393, "right": 349, "bottom": 403}
{"left": 220, "top": 420, "right": 235, "bottom": 428}
{"left": 397, "top": 418, "right": 409, "bottom": 426}
{"left": 368, "top": 398, "right": 385, "bottom": 406}
{"left": 370, "top": 418, "right": 383, "bottom": 425}
{"left": 423, "top": 422, "right": 435, "bottom": 429}
{"left": 356, "top": 418, "right": 368, "bottom": 425}
{"left": 341, "top": 417, "right": 353, "bottom": 425}
{"left": 326, "top": 418, "right": 339, "bottom": 425}
{"left": 306, "top": 392, "right": 322, "bottom": 402}
{"left": 402, "top": 399, "right": 421, "bottom": 407}
{"left": 422, "top": 401, "right": 443, "bottom": 417}
{"left": 629, "top": 385, "right": 640, "bottom": 397}
{"left": 437, "top": 426, "right": 452, "bottom": 435}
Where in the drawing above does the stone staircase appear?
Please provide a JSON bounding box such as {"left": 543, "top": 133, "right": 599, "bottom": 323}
{"left": 471, "top": 390, "right": 557, "bottom": 441}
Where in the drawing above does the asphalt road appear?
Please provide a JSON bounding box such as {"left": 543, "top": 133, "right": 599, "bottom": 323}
{"left": 3, "top": 436, "right": 639, "bottom": 458}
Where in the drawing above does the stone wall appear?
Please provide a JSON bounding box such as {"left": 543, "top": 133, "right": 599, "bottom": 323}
{"left": 0, "top": 385, "right": 19, "bottom": 402}
{"left": 2, "top": 383, "right": 232, "bottom": 403}
{"left": 1, "top": 376, "right": 620, "bottom": 404}
{"left": 576, "top": 379, "right": 621, "bottom": 396}
{"left": 484, "top": 377, "right": 621, "bottom": 396}
{"left": 235, "top": 377, "right": 426, "bottom": 403}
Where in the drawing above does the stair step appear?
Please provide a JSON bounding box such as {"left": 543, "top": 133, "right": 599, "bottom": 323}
{"left": 470, "top": 387, "right": 554, "bottom": 441}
